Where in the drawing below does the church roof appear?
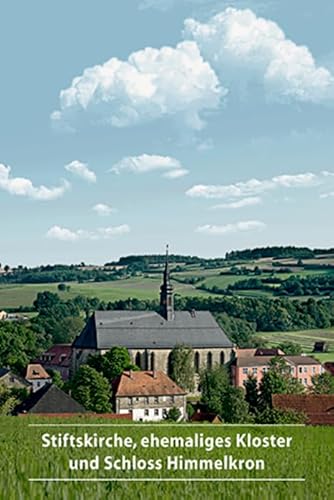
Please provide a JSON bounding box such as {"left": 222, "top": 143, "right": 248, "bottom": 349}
{"left": 73, "top": 310, "right": 233, "bottom": 350}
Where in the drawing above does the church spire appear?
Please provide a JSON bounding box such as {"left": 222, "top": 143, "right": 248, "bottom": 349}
{"left": 160, "top": 244, "right": 174, "bottom": 321}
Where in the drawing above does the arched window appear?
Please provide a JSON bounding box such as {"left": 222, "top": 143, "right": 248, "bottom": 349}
{"left": 207, "top": 352, "right": 213, "bottom": 370}
{"left": 220, "top": 351, "right": 225, "bottom": 365}
{"left": 194, "top": 352, "right": 200, "bottom": 373}
{"left": 167, "top": 352, "right": 173, "bottom": 377}
{"left": 135, "top": 352, "right": 141, "bottom": 369}
{"left": 150, "top": 352, "right": 155, "bottom": 371}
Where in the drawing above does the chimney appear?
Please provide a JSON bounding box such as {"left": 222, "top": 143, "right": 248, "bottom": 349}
{"left": 129, "top": 370, "right": 133, "bottom": 379}
{"left": 152, "top": 370, "right": 157, "bottom": 379}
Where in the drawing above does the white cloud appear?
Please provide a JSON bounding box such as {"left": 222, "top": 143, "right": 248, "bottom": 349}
{"left": 196, "top": 220, "right": 266, "bottom": 234}
{"left": 46, "top": 224, "right": 130, "bottom": 241}
{"left": 0, "top": 163, "right": 70, "bottom": 201}
{"left": 52, "top": 41, "right": 224, "bottom": 131}
{"left": 92, "top": 203, "right": 115, "bottom": 216}
{"left": 184, "top": 8, "right": 334, "bottom": 103}
{"left": 320, "top": 192, "right": 334, "bottom": 199}
{"left": 110, "top": 154, "right": 189, "bottom": 178}
{"left": 186, "top": 171, "right": 325, "bottom": 199}
{"left": 211, "top": 196, "right": 262, "bottom": 209}
{"left": 65, "top": 160, "right": 96, "bottom": 183}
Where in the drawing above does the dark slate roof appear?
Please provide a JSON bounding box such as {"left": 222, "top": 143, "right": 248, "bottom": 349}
{"left": 73, "top": 310, "right": 233, "bottom": 350}
{"left": 14, "top": 384, "right": 86, "bottom": 414}
{"left": 0, "top": 368, "right": 10, "bottom": 378}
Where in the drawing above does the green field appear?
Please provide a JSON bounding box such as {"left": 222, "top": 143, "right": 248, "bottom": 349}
{"left": 0, "top": 277, "right": 216, "bottom": 309}
{"left": 258, "top": 328, "right": 334, "bottom": 359}
{"left": 1, "top": 417, "right": 333, "bottom": 499}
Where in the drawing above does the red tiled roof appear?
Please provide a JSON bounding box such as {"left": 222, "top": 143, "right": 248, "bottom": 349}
{"left": 272, "top": 394, "right": 334, "bottom": 425}
{"left": 40, "top": 344, "right": 72, "bottom": 367}
{"left": 25, "top": 364, "right": 51, "bottom": 380}
{"left": 114, "top": 371, "right": 186, "bottom": 397}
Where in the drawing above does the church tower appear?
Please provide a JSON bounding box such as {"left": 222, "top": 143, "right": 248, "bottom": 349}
{"left": 160, "top": 245, "right": 174, "bottom": 321}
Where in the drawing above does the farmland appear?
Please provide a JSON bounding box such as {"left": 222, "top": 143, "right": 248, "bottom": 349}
{"left": 0, "top": 417, "right": 333, "bottom": 500}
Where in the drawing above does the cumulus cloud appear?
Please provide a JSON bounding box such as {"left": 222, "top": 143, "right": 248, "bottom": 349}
{"left": 46, "top": 224, "right": 130, "bottom": 241}
{"left": 196, "top": 220, "right": 266, "bottom": 234}
{"left": 65, "top": 160, "right": 96, "bottom": 183}
{"left": 184, "top": 8, "right": 334, "bottom": 103}
{"left": 320, "top": 192, "right": 334, "bottom": 199}
{"left": 110, "top": 154, "right": 189, "bottom": 178}
{"left": 211, "top": 196, "right": 262, "bottom": 209}
{"left": 0, "top": 163, "right": 70, "bottom": 201}
{"left": 92, "top": 203, "right": 115, "bottom": 216}
{"left": 186, "top": 171, "right": 325, "bottom": 199}
{"left": 51, "top": 41, "right": 224, "bottom": 131}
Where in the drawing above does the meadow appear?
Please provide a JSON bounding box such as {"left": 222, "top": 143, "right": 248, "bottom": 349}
{"left": 0, "top": 417, "right": 333, "bottom": 500}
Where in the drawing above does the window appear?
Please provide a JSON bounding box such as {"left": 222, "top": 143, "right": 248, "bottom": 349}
{"left": 207, "top": 352, "right": 213, "bottom": 370}
{"left": 220, "top": 352, "right": 225, "bottom": 365}
{"left": 145, "top": 397, "right": 149, "bottom": 404}
{"left": 194, "top": 352, "right": 200, "bottom": 373}
{"left": 304, "top": 367, "right": 307, "bottom": 373}
{"left": 299, "top": 367, "right": 303, "bottom": 374}
{"left": 37, "top": 381, "right": 40, "bottom": 387}
{"left": 304, "top": 378, "right": 307, "bottom": 385}
{"left": 150, "top": 352, "right": 155, "bottom": 371}
{"left": 312, "top": 367, "right": 316, "bottom": 374}
{"left": 242, "top": 368, "right": 248, "bottom": 375}
{"left": 135, "top": 352, "right": 142, "bottom": 369}
{"left": 169, "top": 396, "right": 175, "bottom": 404}
{"left": 154, "top": 409, "right": 159, "bottom": 416}
{"left": 128, "top": 397, "right": 133, "bottom": 405}
{"left": 262, "top": 367, "right": 267, "bottom": 373}
{"left": 144, "top": 409, "right": 149, "bottom": 416}
{"left": 253, "top": 368, "right": 258, "bottom": 374}
{"left": 135, "top": 397, "right": 140, "bottom": 402}
{"left": 154, "top": 396, "right": 159, "bottom": 403}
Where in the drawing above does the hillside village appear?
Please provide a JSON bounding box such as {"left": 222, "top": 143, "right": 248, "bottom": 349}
{"left": 0, "top": 247, "right": 334, "bottom": 424}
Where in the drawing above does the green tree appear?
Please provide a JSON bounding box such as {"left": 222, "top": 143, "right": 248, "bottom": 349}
{"left": 221, "top": 386, "right": 251, "bottom": 423}
{"left": 244, "top": 375, "right": 259, "bottom": 414}
{"left": 200, "top": 365, "right": 230, "bottom": 415}
{"left": 259, "top": 357, "right": 304, "bottom": 408}
{"left": 255, "top": 407, "right": 306, "bottom": 424}
{"left": 277, "top": 341, "right": 302, "bottom": 355}
{"left": 165, "top": 407, "right": 181, "bottom": 422}
{"left": 88, "top": 347, "right": 137, "bottom": 381}
{"left": 312, "top": 372, "right": 334, "bottom": 394}
{"left": 49, "top": 370, "right": 64, "bottom": 389}
{"left": 0, "top": 384, "right": 18, "bottom": 415}
{"left": 169, "top": 344, "right": 195, "bottom": 392}
{"left": 71, "top": 365, "right": 112, "bottom": 413}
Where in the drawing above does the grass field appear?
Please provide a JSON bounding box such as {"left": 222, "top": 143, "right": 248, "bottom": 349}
{"left": 1, "top": 417, "right": 333, "bottom": 500}
{"left": 0, "top": 277, "right": 214, "bottom": 309}
{"left": 258, "top": 328, "right": 334, "bottom": 359}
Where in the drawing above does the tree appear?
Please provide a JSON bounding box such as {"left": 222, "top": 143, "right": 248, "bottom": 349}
{"left": 259, "top": 357, "right": 304, "bottom": 408}
{"left": 71, "top": 365, "right": 112, "bottom": 413}
{"left": 88, "top": 347, "right": 137, "bottom": 381}
{"left": 57, "top": 283, "right": 67, "bottom": 292}
{"left": 165, "top": 407, "right": 181, "bottom": 422}
{"left": 49, "top": 370, "right": 64, "bottom": 389}
{"left": 221, "top": 386, "right": 251, "bottom": 423}
{"left": 200, "top": 365, "right": 230, "bottom": 415}
{"left": 244, "top": 375, "right": 259, "bottom": 414}
{"left": 0, "top": 384, "right": 18, "bottom": 415}
{"left": 312, "top": 372, "right": 334, "bottom": 394}
{"left": 277, "top": 341, "right": 302, "bottom": 355}
{"left": 169, "top": 344, "right": 195, "bottom": 392}
{"left": 255, "top": 407, "right": 306, "bottom": 424}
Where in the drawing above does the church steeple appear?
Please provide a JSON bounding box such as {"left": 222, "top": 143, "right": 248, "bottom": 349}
{"left": 160, "top": 244, "right": 174, "bottom": 321}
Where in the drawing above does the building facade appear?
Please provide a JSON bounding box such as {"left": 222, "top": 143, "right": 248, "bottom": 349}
{"left": 114, "top": 370, "right": 187, "bottom": 421}
{"left": 72, "top": 248, "right": 233, "bottom": 384}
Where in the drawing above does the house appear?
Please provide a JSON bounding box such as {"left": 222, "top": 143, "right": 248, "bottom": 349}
{"left": 72, "top": 248, "right": 233, "bottom": 388}
{"left": 25, "top": 364, "right": 52, "bottom": 392}
{"left": 272, "top": 394, "right": 334, "bottom": 425}
{"left": 14, "top": 384, "right": 86, "bottom": 415}
{"left": 113, "top": 370, "right": 187, "bottom": 421}
{"left": 0, "top": 368, "right": 31, "bottom": 391}
{"left": 232, "top": 353, "right": 323, "bottom": 388}
{"left": 313, "top": 342, "right": 328, "bottom": 353}
{"left": 190, "top": 409, "right": 222, "bottom": 424}
{"left": 37, "top": 344, "right": 72, "bottom": 380}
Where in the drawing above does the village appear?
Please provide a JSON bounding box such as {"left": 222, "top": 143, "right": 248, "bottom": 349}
{"left": 1, "top": 251, "right": 333, "bottom": 425}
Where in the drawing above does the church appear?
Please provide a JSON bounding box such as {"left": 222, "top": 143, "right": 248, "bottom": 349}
{"left": 72, "top": 249, "right": 234, "bottom": 378}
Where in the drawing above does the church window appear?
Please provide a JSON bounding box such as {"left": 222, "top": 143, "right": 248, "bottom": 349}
{"left": 150, "top": 352, "right": 155, "bottom": 371}
{"left": 220, "top": 352, "right": 225, "bottom": 365}
{"left": 194, "top": 352, "right": 200, "bottom": 373}
{"left": 135, "top": 352, "right": 142, "bottom": 369}
{"left": 207, "top": 352, "right": 213, "bottom": 370}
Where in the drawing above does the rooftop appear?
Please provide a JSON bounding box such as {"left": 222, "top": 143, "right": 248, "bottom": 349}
{"left": 14, "top": 384, "right": 86, "bottom": 415}
{"left": 272, "top": 394, "right": 334, "bottom": 425}
{"left": 114, "top": 370, "right": 187, "bottom": 397}
{"left": 73, "top": 310, "right": 233, "bottom": 350}
{"left": 25, "top": 364, "right": 51, "bottom": 380}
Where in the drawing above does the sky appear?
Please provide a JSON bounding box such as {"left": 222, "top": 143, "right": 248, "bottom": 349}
{"left": 1, "top": 0, "right": 334, "bottom": 266}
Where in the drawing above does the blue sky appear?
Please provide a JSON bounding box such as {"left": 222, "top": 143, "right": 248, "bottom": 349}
{"left": 1, "top": 0, "right": 334, "bottom": 266}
